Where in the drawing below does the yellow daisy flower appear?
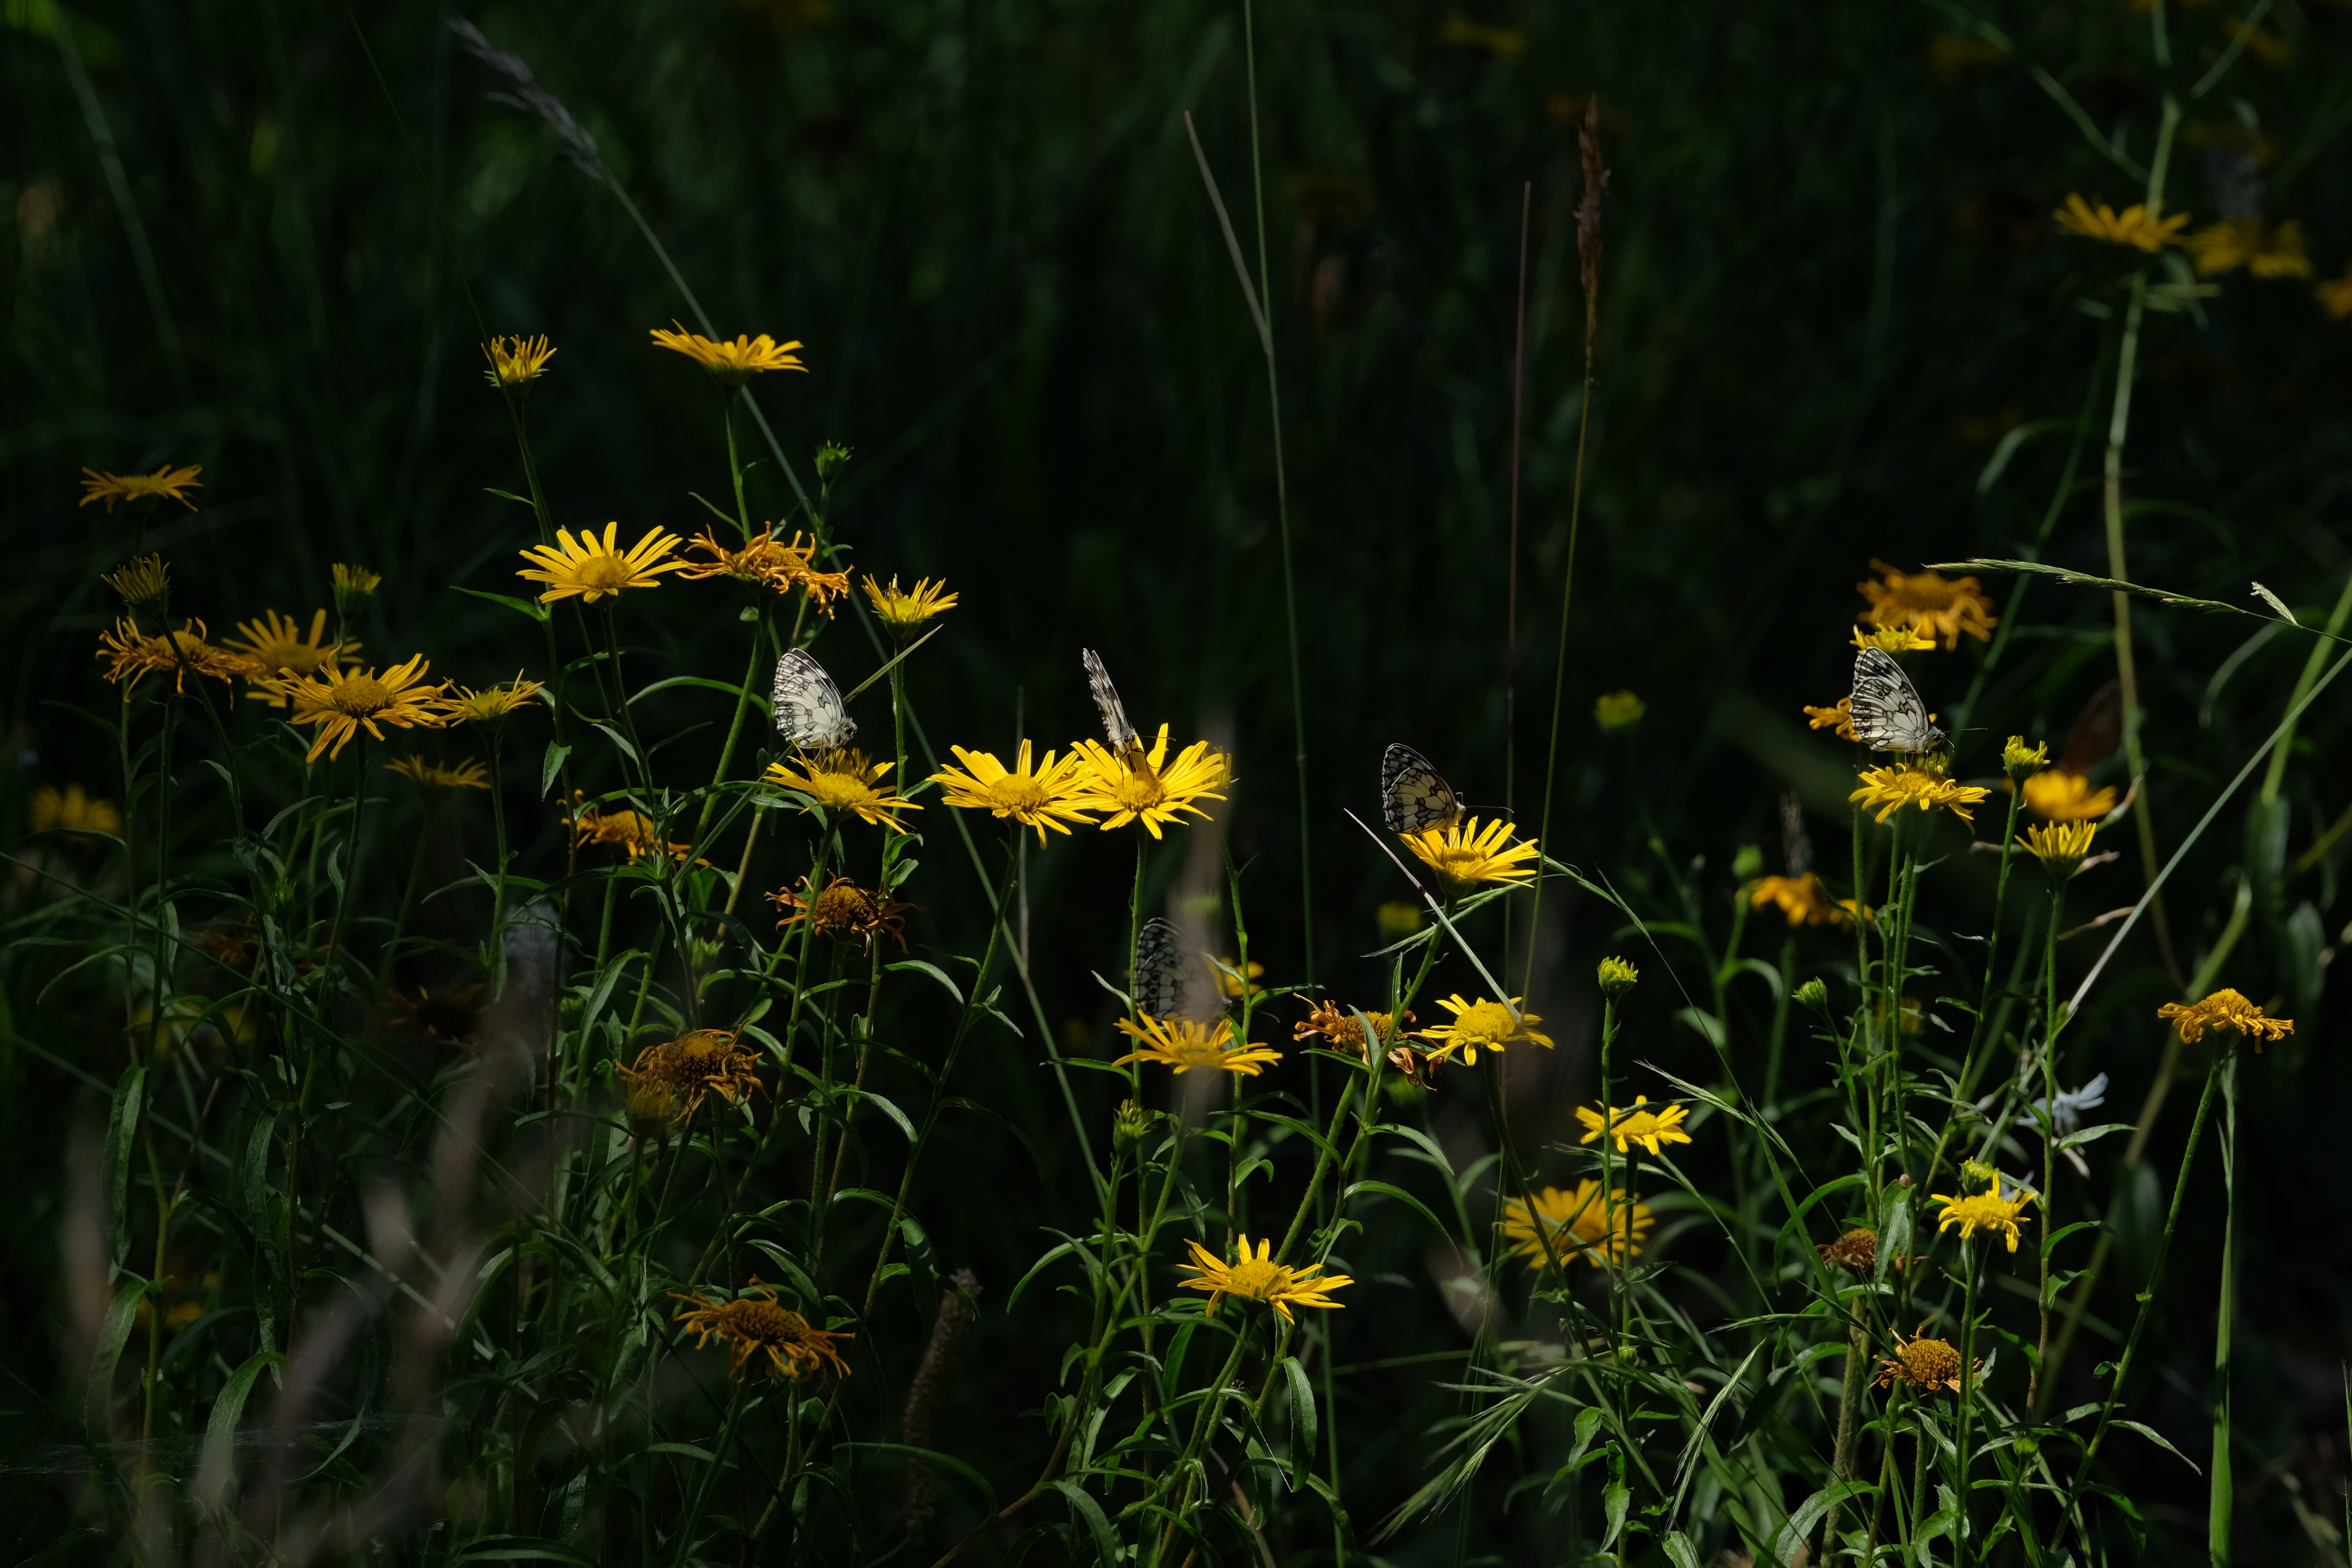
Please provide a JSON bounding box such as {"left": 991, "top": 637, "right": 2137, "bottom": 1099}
{"left": 2019, "top": 819, "right": 2097, "bottom": 876}
{"left": 1804, "top": 697, "right": 1859, "bottom": 742}
{"left": 1849, "top": 764, "right": 1991, "bottom": 825}
{"left": 224, "top": 609, "right": 354, "bottom": 708}
{"left": 100, "top": 555, "right": 170, "bottom": 610}
{"left": 96, "top": 618, "right": 254, "bottom": 694}
{"left": 1418, "top": 995, "right": 1553, "bottom": 1065}
{"left": 1500, "top": 1181, "right": 1652, "bottom": 1269}
{"left": 482, "top": 333, "right": 556, "bottom": 388}
{"left": 517, "top": 523, "right": 690, "bottom": 605}
{"left": 1858, "top": 560, "right": 1997, "bottom": 648}
{"left": 929, "top": 741, "right": 1100, "bottom": 843}
{"left": 568, "top": 795, "right": 701, "bottom": 865}
{"left": 2051, "top": 193, "right": 2189, "bottom": 253}
{"left": 764, "top": 748, "right": 917, "bottom": 832}
{"left": 2156, "top": 989, "right": 2294, "bottom": 1050}
{"left": 1876, "top": 1331, "right": 1971, "bottom": 1395}
{"left": 2020, "top": 768, "right": 2116, "bottom": 821}
{"left": 2188, "top": 218, "right": 2313, "bottom": 279}
{"left": 677, "top": 526, "right": 850, "bottom": 613}
{"left": 1929, "top": 1178, "right": 2035, "bottom": 1251}
{"left": 861, "top": 574, "right": 959, "bottom": 631}
{"left": 273, "top": 656, "right": 448, "bottom": 763}
{"left": 649, "top": 322, "right": 808, "bottom": 388}
{"left": 29, "top": 784, "right": 121, "bottom": 837}
{"left": 1851, "top": 623, "right": 1936, "bottom": 653}
{"left": 79, "top": 463, "right": 202, "bottom": 512}
{"left": 1110, "top": 1014, "right": 1284, "bottom": 1076}
{"left": 386, "top": 755, "right": 491, "bottom": 800}
{"left": 1210, "top": 956, "right": 1265, "bottom": 1001}
{"left": 439, "top": 673, "right": 546, "bottom": 727}
{"left": 1074, "top": 726, "right": 1230, "bottom": 839}
{"left": 672, "top": 1279, "right": 853, "bottom": 1382}
{"left": 1176, "top": 1233, "right": 1350, "bottom": 1321}
{"left": 1746, "top": 872, "right": 1855, "bottom": 928}
{"left": 1402, "top": 815, "right": 1539, "bottom": 888}
{"left": 1575, "top": 1094, "right": 1693, "bottom": 1156}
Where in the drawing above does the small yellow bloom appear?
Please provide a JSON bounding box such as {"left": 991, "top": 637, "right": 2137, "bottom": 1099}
{"left": 1746, "top": 872, "right": 1854, "bottom": 929}
{"left": 672, "top": 1278, "right": 852, "bottom": 1381}
{"left": 2052, "top": 193, "right": 2189, "bottom": 253}
{"left": 1439, "top": 11, "right": 1526, "bottom": 59}
{"left": 1858, "top": 559, "right": 1997, "bottom": 648}
{"left": 439, "top": 673, "right": 546, "bottom": 727}
{"left": 224, "top": 609, "right": 355, "bottom": 707}
{"left": 1402, "top": 815, "right": 1538, "bottom": 888}
{"left": 1804, "top": 697, "right": 1860, "bottom": 742}
{"left": 79, "top": 463, "right": 202, "bottom": 512}
{"left": 2001, "top": 735, "right": 2049, "bottom": 776}
{"left": 2021, "top": 768, "right": 2116, "bottom": 821}
{"left": 1176, "top": 1233, "right": 1350, "bottom": 1321}
{"left": 1500, "top": 1181, "right": 1652, "bottom": 1269}
{"left": 1376, "top": 901, "right": 1424, "bottom": 941}
{"left": 101, "top": 555, "right": 170, "bottom": 610}
{"left": 1576, "top": 1094, "right": 1692, "bottom": 1156}
{"left": 2188, "top": 218, "right": 2313, "bottom": 279}
{"left": 386, "top": 755, "right": 491, "bottom": 799}
{"left": 273, "top": 656, "right": 448, "bottom": 763}
{"left": 1593, "top": 690, "right": 1645, "bottom": 731}
{"left": 569, "top": 796, "right": 699, "bottom": 865}
{"left": 1929, "top": 1179, "right": 2035, "bottom": 1252}
{"left": 28, "top": 784, "right": 121, "bottom": 837}
{"left": 96, "top": 618, "right": 254, "bottom": 694}
{"left": 1876, "top": 1331, "right": 1970, "bottom": 1395}
{"left": 764, "top": 748, "right": 917, "bottom": 832}
{"left": 1074, "top": 726, "right": 1231, "bottom": 839}
{"left": 2317, "top": 265, "right": 2352, "bottom": 322}
{"left": 1596, "top": 957, "right": 1639, "bottom": 997}
{"left": 2157, "top": 989, "right": 2294, "bottom": 1050}
{"left": 650, "top": 322, "right": 808, "bottom": 388}
{"left": 517, "top": 523, "right": 691, "bottom": 604}
{"left": 1851, "top": 623, "right": 1935, "bottom": 653}
{"left": 1418, "top": 995, "right": 1552, "bottom": 1065}
{"left": 482, "top": 334, "right": 557, "bottom": 388}
{"left": 1849, "top": 764, "right": 1991, "bottom": 825}
{"left": 1111, "top": 1014, "right": 1284, "bottom": 1076}
{"left": 677, "top": 526, "right": 850, "bottom": 613}
{"left": 331, "top": 563, "right": 381, "bottom": 617}
{"left": 929, "top": 741, "right": 1100, "bottom": 843}
{"left": 2019, "top": 819, "right": 2097, "bottom": 876}
{"left": 861, "top": 574, "right": 959, "bottom": 631}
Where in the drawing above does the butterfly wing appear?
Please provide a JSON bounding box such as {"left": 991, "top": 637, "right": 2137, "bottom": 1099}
{"left": 1132, "top": 917, "right": 1206, "bottom": 1022}
{"left": 773, "top": 649, "right": 857, "bottom": 751}
{"left": 1850, "top": 648, "right": 1943, "bottom": 753}
{"left": 1081, "top": 648, "right": 1140, "bottom": 755}
{"left": 1381, "top": 743, "right": 1463, "bottom": 834}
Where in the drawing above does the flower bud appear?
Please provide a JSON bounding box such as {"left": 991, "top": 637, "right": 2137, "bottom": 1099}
{"left": 816, "top": 441, "right": 853, "bottom": 483}
{"left": 1793, "top": 977, "right": 1829, "bottom": 1012}
{"left": 332, "top": 562, "right": 381, "bottom": 619}
{"left": 1597, "top": 956, "right": 1639, "bottom": 998}
{"left": 1113, "top": 1098, "right": 1153, "bottom": 1156}
{"left": 2002, "top": 735, "right": 2050, "bottom": 779}
{"left": 101, "top": 554, "right": 170, "bottom": 613}
{"left": 1732, "top": 843, "right": 1764, "bottom": 881}
{"left": 1593, "top": 690, "right": 1645, "bottom": 732}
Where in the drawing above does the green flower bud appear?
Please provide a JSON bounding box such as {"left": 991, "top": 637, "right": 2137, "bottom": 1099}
{"left": 1793, "top": 978, "right": 1829, "bottom": 1012}
{"left": 1597, "top": 956, "right": 1639, "bottom": 998}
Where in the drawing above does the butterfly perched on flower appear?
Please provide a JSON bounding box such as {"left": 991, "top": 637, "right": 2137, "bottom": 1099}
{"left": 773, "top": 648, "right": 856, "bottom": 751}
{"left": 1133, "top": 916, "right": 1215, "bottom": 1022}
{"left": 1081, "top": 648, "right": 1144, "bottom": 763}
{"left": 1850, "top": 648, "right": 1946, "bottom": 754}
{"left": 1381, "top": 744, "right": 1463, "bottom": 834}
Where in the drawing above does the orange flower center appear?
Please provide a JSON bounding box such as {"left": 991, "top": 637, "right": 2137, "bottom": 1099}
{"left": 329, "top": 675, "right": 394, "bottom": 716}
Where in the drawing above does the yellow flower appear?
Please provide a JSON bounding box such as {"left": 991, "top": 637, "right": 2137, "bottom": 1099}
{"left": 517, "top": 523, "right": 691, "bottom": 605}
{"left": 331, "top": 563, "right": 381, "bottom": 617}
{"left": 2188, "top": 218, "right": 2313, "bottom": 279}
{"left": 1852, "top": 623, "right": 1935, "bottom": 653}
{"left": 619, "top": 1028, "right": 764, "bottom": 1124}
{"left": 1576, "top": 1094, "right": 1693, "bottom": 1156}
{"left": 764, "top": 748, "right": 917, "bottom": 832}
{"left": 1858, "top": 559, "right": 1997, "bottom": 648}
{"left": 1376, "top": 901, "right": 1424, "bottom": 940}
{"left": 2021, "top": 768, "right": 2116, "bottom": 821}
{"left": 224, "top": 609, "right": 355, "bottom": 707}
{"left": 96, "top": 618, "right": 254, "bottom": 694}
{"left": 1746, "top": 872, "right": 1855, "bottom": 929}
{"left": 861, "top": 574, "right": 959, "bottom": 631}
{"left": 1876, "top": 1331, "right": 1970, "bottom": 1395}
{"left": 672, "top": 1279, "right": 852, "bottom": 1381}
{"left": 2052, "top": 193, "right": 2189, "bottom": 253}
{"left": 2156, "top": 989, "right": 2294, "bottom": 1050}
{"left": 2019, "top": 819, "right": 2097, "bottom": 876}
{"left": 101, "top": 555, "right": 170, "bottom": 610}
{"left": 2317, "top": 265, "right": 2352, "bottom": 321}
{"left": 1500, "top": 1181, "right": 1652, "bottom": 1269}
{"left": 1849, "top": 764, "right": 1991, "bottom": 825}
{"left": 1402, "top": 815, "right": 1539, "bottom": 888}
{"left": 439, "top": 673, "right": 546, "bottom": 727}
{"left": 650, "top": 322, "right": 808, "bottom": 388}
{"left": 273, "top": 656, "right": 448, "bottom": 763}
{"left": 1596, "top": 957, "right": 1639, "bottom": 998}
{"left": 1593, "top": 690, "right": 1645, "bottom": 731}
{"left": 1929, "top": 1179, "right": 2035, "bottom": 1252}
{"left": 1804, "top": 697, "right": 1860, "bottom": 742}
{"left": 482, "top": 333, "right": 556, "bottom": 388}
{"left": 79, "top": 463, "right": 202, "bottom": 512}
{"left": 1440, "top": 12, "right": 1526, "bottom": 59}
{"left": 1176, "top": 1233, "right": 1350, "bottom": 1321}
{"left": 1210, "top": 956, "right": 1265, "bottom": 1001}
{"left": 568, "top": 795, "right": 700, "bottom": 865}
{"left": 929, "top": 741, "right": 1100, "bottom": 843}
{"left": 1111, "top": 1014, "right": 1285, "bottom": 1076}
{"left": 1294, "top": 1002, "right": 1412, "bottom": 1056}
{"left": 677, "top": 526, "right": 850, "bottom": 613}
{"left": 770, "top": 873, "right": 912, "bottom": 954}
{"left": 2002, "top": 735, "right": 2049, "bottom": 776}
{"left": 1074, "top": 727, "right": 1230, "bottom": 839}
{"left": 1418, "top": 995, "right": 1552, "bottom": 1065}
{"left": 29, "top": 784, "right": 121, "bottom": 837}
{"left": 386, "top": 755, "right": 490, "bottom": 800}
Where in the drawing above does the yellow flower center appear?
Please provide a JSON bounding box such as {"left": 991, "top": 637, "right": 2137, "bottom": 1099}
{"left": 1107, "top": 769, "right": 1167, "bottom": 812}
{"left": 1220, "top": 1256, "right": 1288, "bottom": 1301}
{"left": 329, "top": 675, "right": 394, "bottom": 716}
{"left": 1162, "top": 1034, "right": 1227, "bottom": 1070}
{"left": 578, "top": 555, "right": 640, "bottom": 591}
{"left": 799, "top": 769, "right": 881, "bottom": 810}
{"left": 1897, "top": 1339, "right": 1961, "bottom": 1385}
{"left": 1451, "top": 1001, "right": 1518, "bottom": 1043}
{"left": 985, "top": 775, "right": 1051, "bottom": 814}
{"left": 813, "top": 882, "right": 875, "bottom": 927}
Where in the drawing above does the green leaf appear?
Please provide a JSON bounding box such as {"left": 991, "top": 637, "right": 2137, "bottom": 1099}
{"left": 540, "top": 742, "right": 571, "bottom": 801}
{"left": 195, "top": 1350, "right": 283, "bottom": 1511}
{"left": 1660, "top": 1531, "right": 1703, "bottom": 1568}
{"left": 886, "top": 958, "right": 963, "bottom": 1005}
{"left": 2114, "top": 1419, "right": 2202, "bottom": 1474}
{"left": 1340, "top": 1179, "right": 1447, "bottom": 1240}
{"left": 1600, "top": 1478, "right": 1631, "bottom": 1551}
{"left": 454, "top": 585, "right": 551, "bottom": 623}
{"left": 1876, "top": 1182, "right": 1911, "bottom": 1284}
{"left": 1772, "top": 1481, "right": 1871, "bottom": 1565}
{"left": 1283, "top": 1356, "right": 1317, "bottom": 1489}
{"left": 2055, "top": 1121, "right": 2134, "bottom": 1153}
{"left": 105, "top": 1064, "right": 146, "bottom": 1263}
{"left": 1047, "top": 1478, "right": 1122, "bottom": 1565}
{"left": 85, "top": 1277, "right": 145, "bottom": 1437}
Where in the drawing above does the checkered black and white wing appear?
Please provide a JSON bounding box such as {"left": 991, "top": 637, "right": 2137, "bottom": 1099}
{"left": 773, "top": 648, "right": 856, "bottom": 751}
{"left": 1850, "top": 647, "right": 1945, "bottom": 753}
{"left": 1081, "top": 648, "right": 1140, "bottom": 755}
{"left": 1381, "top": 743, "right": 1463, "bottom": 834}
{"left": 1132, "top": 917, "right": 1206, "bottom": 1022}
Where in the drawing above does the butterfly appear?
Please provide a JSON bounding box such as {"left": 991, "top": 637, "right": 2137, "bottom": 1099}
{"left": 1381, "top": 743, "right": 1464, "bottom": 834}
{"left": 1132, "top": 916, "right": 1212, "bottom": 1022}
{"left": 772, "top": 648, "right": 857, "bottom": 751}
{"left": 1081, "top": 648, "right": 1143, "bottom": 759}
{"left": 1849, "top": 647, "right": 1947, "bottom": 754}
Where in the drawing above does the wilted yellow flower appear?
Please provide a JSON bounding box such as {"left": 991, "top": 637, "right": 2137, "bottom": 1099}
{"left": 1177, "top": 1234, "right": 1350, "bottom": 1321}
{"left": 929, "top": 741, "right": 1100, "bottom": 843}
{"left": 677, "top": 526, "right": 850, "bottom": 613}
{"left": 650, "top": 323, "right": 808, "bottom": 388}
{"left": 1804, "top": 697, "right": 1860, "bottom": 742}
{"left": 1929, "top": 1179, "right": 2035, "bottom": 1252}
{"left": 1402, "top": 815, "right": 1538, "bottom": 887}
{"left": 273, "top": 657, "right": 448, "bottom": 763}
{"left": 619, "top": 1028, "right": 763, "bottom": 1124}
{"left": 101, "top": 555, "right": 170, "bottom": 610}
{"left": 29, "top": 784, "right": 121, "bottom": 837}
{"left": 225, "top": 610, "right": 354, "bottom": 707}
{"left": 80, "top": 463, "right": 202, "bottom": 512}
{"left": 1111, "top": 1014, "right": 1284, "bottom": 1076}
{"left": 861, "top": 574, "right": 959, "bottom": 631}
{"left": 1294, "top": 1002, "right": 1411, "bottom": 1056}
{"left": 96, "top": 618, "right": 254, "bottom": 694}
{"left": 482, "top": 334, "right": 556, "bottom": 388}
{"left": 1577, "top": 1094, "right": 1692, "bottom": 1156}
{"left": 569, "top": 795, "right": 700, "bottom": 865}
{"left": 1075, "top": 727, "right": 1230, "bottom": 838}
{"left": 1501, "top": 1181, "right": 1651, "bottom": 1269}
{"left": 1593, "top": 690, "right": 1645, "bottom": 731}
{"left": 1850, "top": 764, "right": 1991, "bottom": 825}
{"left": 1747, "top": 872, "right": 1854, "bottom": 929}
{"left": 2052, "top": 193, "right": 2188, "bottom": 253}
{"left": 518, "top": 523, "right": 691, "bottom": 604}
{"left": 1419, "top": 995, "right": 1551, "bottom": 1065}
{"left": 771, "top": 873, "right": 912, "bottom": 953}
{"left": 2021, "top": 768, "right": 2116, "bottom": 821}
{"left": 2157, "top": 989, "right": 2294, "bottom": 1050}
{"left": 672, "top": 1279, "right": 852, "bottom": 1381}
{"left": 2189, "top": 218, "right": 2313, "bottom": 279}
{"left": 1876, "top": 1331, "right": 1970, "bottom": 1395}
{"left": 764, "top": 749, "right": 916, "bottom": 832}
{"left": 1858, "top": 560, "right": 1997, "bottom": 648}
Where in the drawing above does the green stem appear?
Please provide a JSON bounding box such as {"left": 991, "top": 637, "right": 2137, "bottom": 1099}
{"left": 2209, "top": 1050, "right": 2238, "bottom": 1568}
